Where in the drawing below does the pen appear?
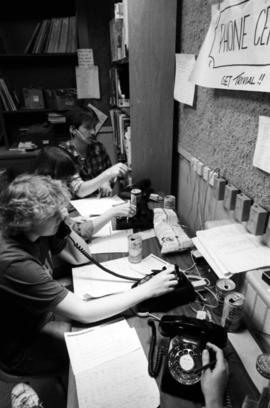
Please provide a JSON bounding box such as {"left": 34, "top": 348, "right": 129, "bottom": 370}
{"left": 88, "top": 214, "right": 100, "bottom": 218}
{"left": 193, "top": 361, "right": 215, "bottom": 375}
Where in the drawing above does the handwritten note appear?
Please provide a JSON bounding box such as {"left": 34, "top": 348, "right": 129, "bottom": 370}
{"left": 253, "top": 116, "right": 270, "bottom": 174}
{"left": 77, "top": 48, "right": 94, "bottom": 66}
{"left": 64, "top": 320, "right": 160, "bottom": 408}
{"left": 174, "top": 54, "right": 196, "bottom": 106}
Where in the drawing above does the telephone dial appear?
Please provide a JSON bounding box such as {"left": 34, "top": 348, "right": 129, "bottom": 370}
{"left": 148, "top": 315, "right": 227, "bottom": 402}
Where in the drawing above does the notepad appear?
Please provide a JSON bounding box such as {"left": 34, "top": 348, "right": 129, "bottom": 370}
{"left": 64, "top": 320, "right": 160, "bottom": 408}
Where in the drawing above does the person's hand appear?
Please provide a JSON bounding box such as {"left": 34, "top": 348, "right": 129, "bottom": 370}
{"left": 105, "top": 163, "right": 129, "bottom": 180}
{"left": 201, "top": 342, "right": 229, "bottom": 408}
{"left": 99, "top": 182, "right": 113, "bottom": 197}
{"left": 142, "top": 265, "right": 178, "bottom": 298}
{"left": 112, "top": 202, "right": 136, "bottom": 218}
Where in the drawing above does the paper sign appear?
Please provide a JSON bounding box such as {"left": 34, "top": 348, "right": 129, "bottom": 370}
{"left": 190, "top": 0, "right": 270, "bottom": 92}
{"left": 75, "top": 66, "right": 100, "bottom": 99}
{"left": 253, "top": 116, "right": 270, "bottom": 174}
{"left": 87, "top": 103, "right": 108, "bottom": 134}
{"left": 77, "top": 48, "right": 94, "bottom": 66}
{"left": 174, "top": 54, "right": 196, "bottom": 106}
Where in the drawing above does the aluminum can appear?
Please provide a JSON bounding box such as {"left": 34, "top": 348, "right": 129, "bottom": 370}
{"left": 164, "top": 195, "right": 176, "bottom": 210}
{"left": 221, "top": 291, "right": 245, "bottom": 332}
{"left": 128, "top": 233, "right": 142, "bottom": 263}
{"left": 130, "top": 188, "right": 142, "bottom": 214}
{"left": 215, "top": 278, "right": 236, "bottom": 315}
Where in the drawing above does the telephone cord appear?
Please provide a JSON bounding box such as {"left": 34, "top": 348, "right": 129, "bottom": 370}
{"left": 148, "top": 319, "right": 169, "bottom": 378}
{"left": 68, "top": 235, "right": 139, "bottom": 282}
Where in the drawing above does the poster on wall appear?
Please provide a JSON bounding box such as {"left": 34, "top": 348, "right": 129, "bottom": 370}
{"left": 190, "top": 0, "right": 270, "bottom": 92}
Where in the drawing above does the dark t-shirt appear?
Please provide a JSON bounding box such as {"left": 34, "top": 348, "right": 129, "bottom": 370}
{"left": 0, "top": 233, "right": 68, "bottom": 368}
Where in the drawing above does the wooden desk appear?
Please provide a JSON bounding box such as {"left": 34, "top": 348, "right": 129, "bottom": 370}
{"left": 67, "top": 237, "right": 259, "bottom": 408}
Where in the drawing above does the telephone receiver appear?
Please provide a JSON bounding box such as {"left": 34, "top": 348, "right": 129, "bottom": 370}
{"left": 148, "top": 315, "right": 227, "bottom": 402}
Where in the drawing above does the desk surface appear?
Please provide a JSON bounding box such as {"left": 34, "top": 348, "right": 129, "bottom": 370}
{"left": 67, "top": 236, "right": 259, "bottom": 408}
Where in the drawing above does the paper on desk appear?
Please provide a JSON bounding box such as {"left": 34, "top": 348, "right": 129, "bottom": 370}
{"left": 196, "top": 223, "right": 270, "bottom": 275}
{"left": 72, "top": 254, "right": 171, "bottom": 298}
{"left": 64, "top": 320, "right": 138, "bottom": 374}
{"left": 90, "top": 230, "right": 130, "bottom": 253}
{"left": 65, "top": 320, "right": 159, "bottom": 408}
{"left": 92, "top": 221, "right": 132, "bottom": 240}
{"left": 138, "top": 228, "right": 155, "bottom": 240}
{"left": 70, "top": 196, "right": 124, "bottom": 217}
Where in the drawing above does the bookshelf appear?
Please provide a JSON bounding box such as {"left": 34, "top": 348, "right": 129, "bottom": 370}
{"left": 0, "top": 0, "right": 78, "bottom": 148}
{"left": 109, "top": 0, "right": 177, "bottom": 194}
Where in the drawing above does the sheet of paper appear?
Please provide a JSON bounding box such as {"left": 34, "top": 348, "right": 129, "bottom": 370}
{"left": 75, "top": 348, "right": 159, "bottom": 408}
{"left": 87, "top": 103, "right": 108, "bottom": 134}
{"left": 64, "top": 320, "right": 139, "bottom": 374}
{"left": 76, "top": 65, "right": 100, "bottom": 99}
{"left": 90, "top": 230, "right": 130, "bottom": 253}
{"left": 73, "top": 257, "right": 136, "bottom": 298}
{"left": 174, "top": 54, "right": 196, "bottom": 106}
{"left": 253, "top": 116, "right": 270, "bottom": 174}
{"left": 196, "top": 223, "right": 270, "bottom": 274}
{"left": 70, "top": 196, "right": 124, "bottom": 217}
{"left": 77, "top": 48, "right": 94, "bottom": 66}
{"left": 72, "top": 254, "right": 172, "bottom": 299}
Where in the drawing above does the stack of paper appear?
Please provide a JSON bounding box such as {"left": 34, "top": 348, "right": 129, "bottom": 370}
{"left": 70, "top": 196, "right": 124, "bottom": 217}
{"left": 64, "top": 320, "right": 160, "bottom": 408}
{"left": 193, "top": 223, "right": 270, "bottom": 278}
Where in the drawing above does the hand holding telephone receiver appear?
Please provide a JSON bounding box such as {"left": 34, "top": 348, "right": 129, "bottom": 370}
{"left": 132, "top": 264, "right": 196, "bottom": 312}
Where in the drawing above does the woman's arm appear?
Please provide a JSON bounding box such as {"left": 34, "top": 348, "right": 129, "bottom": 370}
{"left": 54, "top": 267, "right": 178, "bottom": 323}
{"left": 90, "top": 202, "right": 135, "bottom": 235}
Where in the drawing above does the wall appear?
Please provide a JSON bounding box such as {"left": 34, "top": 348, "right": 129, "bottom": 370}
{"left": 176, "top": 1, "right": 270, "bottom": 233}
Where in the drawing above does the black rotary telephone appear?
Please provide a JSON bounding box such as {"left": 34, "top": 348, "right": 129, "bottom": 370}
{"left": 56, "top": 221, "right": 196, "bottom": 311}
{"left": 148, "top": 315, "right": 227, "bottom": 403}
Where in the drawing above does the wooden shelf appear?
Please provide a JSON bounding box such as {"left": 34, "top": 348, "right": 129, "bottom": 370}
{"left": 0, "top": 53, "right": 77, "bottom": 63}
{"left": 2, "top": 108, "right": 69, "bottom": 115}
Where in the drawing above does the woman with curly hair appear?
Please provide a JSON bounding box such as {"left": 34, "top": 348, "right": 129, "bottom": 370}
{"left": 0, "top": 174, "right": 178, "bottom": 376}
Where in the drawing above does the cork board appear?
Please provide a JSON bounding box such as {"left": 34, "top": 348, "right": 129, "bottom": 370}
{"left": 178, "top": 1, "right": 270, "bottom": 210}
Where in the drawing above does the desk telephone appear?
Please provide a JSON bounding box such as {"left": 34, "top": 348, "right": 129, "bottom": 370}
{"left": 57, "top": 221, "right": 196, "bottom": 310}
{"left": 148, "top": 315, "right": 227, "bottom": 402}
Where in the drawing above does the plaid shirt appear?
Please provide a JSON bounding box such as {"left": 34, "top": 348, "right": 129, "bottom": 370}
{"left": 60, "top": 139, "right": 112, "bottom": 196}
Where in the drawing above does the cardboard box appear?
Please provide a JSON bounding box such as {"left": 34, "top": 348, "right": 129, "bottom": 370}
{"left": 23, "top": 88, "right": 45, "bottom": 109}
{"left": 44, "top": 88, "right": 77, "bottom": 110}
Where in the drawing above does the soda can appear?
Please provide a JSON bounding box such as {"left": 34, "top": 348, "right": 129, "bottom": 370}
{"left": 221, "top": 291, "right": 245, "bottom": 332}
{"left": 215, "top": 278, "right": 236, "bottom": 315}
{"left": 128, "top": 233, "right": 142, "bottom": 263}
{"left": 130, "top": 188, "right": 142, "bottom": 214}
{"left": 164, "top": 195, "right": 176, "bottom": 210}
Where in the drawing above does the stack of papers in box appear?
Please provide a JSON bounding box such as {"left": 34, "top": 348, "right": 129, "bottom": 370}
{"left": 64, "top": 320, "right": 160, "bottom": 408}
{"left": 193, "top": 223, "right": 270, "bottom": 278}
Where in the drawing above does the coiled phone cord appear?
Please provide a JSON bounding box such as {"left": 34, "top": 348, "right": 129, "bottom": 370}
{"left": 68, "top": 235, "right": 139, "bottom": 282}
{"left": 148, "top": 319, "right": 169, "bottom": 378}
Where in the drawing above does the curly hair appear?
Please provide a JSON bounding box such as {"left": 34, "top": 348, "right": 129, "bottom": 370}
{"left": 0, "top": 174, "right": 70, "bottom": 236}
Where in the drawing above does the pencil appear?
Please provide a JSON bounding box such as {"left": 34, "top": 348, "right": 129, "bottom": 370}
{"left": 193, "top": 361, "right": 215, "bottom": 375}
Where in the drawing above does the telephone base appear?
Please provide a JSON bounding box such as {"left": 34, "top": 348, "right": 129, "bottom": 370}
{"left": 161, "top": 358, "right": 204, "bottom": 402}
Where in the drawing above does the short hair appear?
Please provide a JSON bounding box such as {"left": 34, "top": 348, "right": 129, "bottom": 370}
{"left": 35, "top": 146, "right": 77, "bottom": 180}
{"left": 66, "top": 107, "right": 98, "bottom": 130}
{"left": 0, "top": 174, "right": 70, "bottom": 237}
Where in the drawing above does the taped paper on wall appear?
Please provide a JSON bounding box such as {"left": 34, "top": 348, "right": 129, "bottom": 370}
{"left": 76, "top": 66, "right": 100, "bottom": 99}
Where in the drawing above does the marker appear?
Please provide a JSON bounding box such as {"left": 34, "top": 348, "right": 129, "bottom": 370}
{"left": 88, "top": 214, "right": 100, "bottom": 218}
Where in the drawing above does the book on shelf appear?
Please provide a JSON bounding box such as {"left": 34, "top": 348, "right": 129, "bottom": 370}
{"left": 110, "top": 108, "right": 130, "bottom": 162}
{"left": 0, "top": 78, "right": 18, "bottom": 111}
{"left": 66, "top": 16, "right": 77, "bottom": 53}
{"left": 46, "top": 18, "right": 62, "bottom": 53}
{"left": 33, "top": 19, "right": 51, "bottom": 54}
{"left": 58, "top": 17, "right": 69, "bottom": 53}
{"left": 109, "top": 66, "right": 129, "bottom": 108}
{"left": 24, "top": 22, "right": 42, "bottom": 54}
